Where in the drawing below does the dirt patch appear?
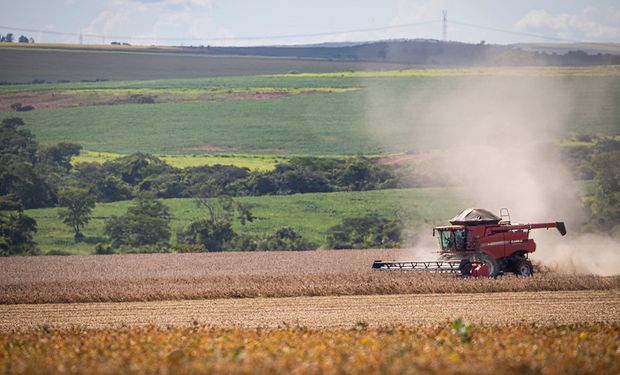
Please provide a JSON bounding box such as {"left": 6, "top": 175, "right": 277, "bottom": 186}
{"left": 0, "top": 89, "right": 323, "bottom": 112}
{"left": 236, "top": 90, "right": 289, "bottom": 100}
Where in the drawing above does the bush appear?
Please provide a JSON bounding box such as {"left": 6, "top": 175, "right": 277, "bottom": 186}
{"left": 256, "top": 227, "right": 316, "bottom": 251}
{"left": 45, "top": 249, "right": 71, "bottom": 256}
{"left": 173, "top": 243, "right": 207, "bottom": 253}
{"left": 326, "top": 215, "right": 403, "bottom": 249}
{"left": 94, "top": 243, "right": 115, "bottom": 255}
{"left": 0, "top": 211, "right": 39, "bottom": 256}
{"left": 104, "top": 195, "right": 172, "bottom": 248}
{"left": 121, "top": 244, "right": 171, "bottom": 254}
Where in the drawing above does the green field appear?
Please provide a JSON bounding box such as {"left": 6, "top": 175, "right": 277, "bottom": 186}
{"left": 25, "top": 188, "right": 463, "bottom": 255}
{"left": 73, "top": 150, "right": 287, "bottom": 171}
{"left": 5, "top": 72, "right": 620, "bottom": 155}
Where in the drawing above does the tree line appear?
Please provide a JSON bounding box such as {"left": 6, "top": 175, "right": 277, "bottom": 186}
{"left": 1, "top": 117, "right": 619, "bottom": 255}
{"left": 0, "top": 33, "right": 35, "bottom": 43}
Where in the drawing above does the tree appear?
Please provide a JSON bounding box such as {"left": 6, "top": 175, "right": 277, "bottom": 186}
{"left": 39, "top": 143, "right": 82, "bottom": 171}
{"left": 1, "top": 33, "right": 13, "bottom": 43}
{"left": 179, "top": 196, "right": 254, "bottom": 251}
{"left": 256, "top": 227, "right": 316, "bottom": 251}
{"left": 18, "top": 35, "right": 29, "bottom": 43}
{"left": 58, "top": 188, "right": 96, "bottom": 241}
{"left": 0, "top": 117, "right": 56, "bottom": 210}
{"left": 0, "top": 211, "right": 39, "bottom": 256}
{"left": 104, "top": 194, "right": 171, "bottom": 248}
{"left": 326, "top": 215, "right": 403, "bottom": 249}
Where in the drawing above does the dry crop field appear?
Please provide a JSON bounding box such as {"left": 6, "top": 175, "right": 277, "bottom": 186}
{"left": 1, "top": 250, "right": 618, "bottom": 304}
{"left": 2, "top": 323, "right": 618, "bottom": 374}
{"left": 2, "top": 251, "right": 619, "bottom": 374}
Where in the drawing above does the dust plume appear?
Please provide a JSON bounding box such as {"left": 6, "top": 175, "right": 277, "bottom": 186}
{"left": 365, "top": 72, "right": 619, "bottom": 275}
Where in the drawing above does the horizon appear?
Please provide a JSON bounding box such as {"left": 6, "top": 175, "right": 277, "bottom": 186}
{"left": 1, "top": 1, "right": 619, "bottom": 47}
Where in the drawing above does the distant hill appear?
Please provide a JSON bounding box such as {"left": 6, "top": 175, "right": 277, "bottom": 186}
{"left": 513, "top": 42, "right": 620, "bottom": 56}
{"left": 202, "top": 39, "right": 620, "bottom": 66}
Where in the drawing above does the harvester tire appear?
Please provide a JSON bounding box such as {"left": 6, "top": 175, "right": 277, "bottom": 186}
{"left": 475, "top": 253, "right": 500, "bottom": 278}
{"left": 512, "top": 257, "right": 534, "bottom": 277}
{"left": 459, "top": 259, "right": 472, "bottom": 276}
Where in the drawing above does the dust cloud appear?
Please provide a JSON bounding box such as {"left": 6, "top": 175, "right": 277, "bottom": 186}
{"left": 365, "top": 72, "right": 619, "bottom": 275}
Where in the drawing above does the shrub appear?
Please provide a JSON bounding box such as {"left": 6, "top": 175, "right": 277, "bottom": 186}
{"left": 326, "top": 215, "right": 403, "bottom": 249}
{"left": 45, "top": 249, "right": 71, "bottom": 256}
{"left": 256, "top": 227, "right": 316, "bottom": 251}
{"left": 173, "top": 243, "right": 207, "bottom": 253}
{"left": 94, "top": 243, "right": 115, "bottom": 255}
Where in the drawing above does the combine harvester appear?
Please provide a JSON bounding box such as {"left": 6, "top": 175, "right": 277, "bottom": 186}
{"left": 372, "top": 208, "right": 566, "bottom": 277}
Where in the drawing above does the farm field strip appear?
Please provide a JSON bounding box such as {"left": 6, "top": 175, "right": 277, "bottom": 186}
{"left": 72, "top": 150, "right": 286, "bottom": 171}
{"left": 2, "top": 251, "right": 618, "bottom": 304}
{"left": 1, "top": 290, "right": 618, "bottom": 329}
{"left": 6, "top": 74, "right": 620, "bottom": 155}
{"left": 3, "top": 323, "right": 617, "bottom": 375}
{"left": 0, "top": 86, "right": 357, "bottom": 112}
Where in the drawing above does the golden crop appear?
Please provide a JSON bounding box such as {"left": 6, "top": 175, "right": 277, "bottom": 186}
{"left": 1, "top": 251, "right": 618, "bottom": 304}
{"left": 1, "top": 322, "right": 618, "bottom": 374}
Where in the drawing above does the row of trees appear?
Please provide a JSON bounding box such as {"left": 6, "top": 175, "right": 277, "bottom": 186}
{"left": 1, "top": 118, "right": 409, "bottom": 212}
{"left": 0, "top": 34, "right": 34, "bottom": 43}
{"left": 98, "top": 194, "right": 380, "bottom": 254}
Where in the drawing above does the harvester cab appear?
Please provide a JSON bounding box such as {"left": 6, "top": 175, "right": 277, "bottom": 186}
{"left": 372, "top": 208, "right": 566, "bottom": 277}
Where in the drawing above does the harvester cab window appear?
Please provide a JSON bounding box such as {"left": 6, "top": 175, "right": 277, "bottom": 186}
{"left": 438, "top": 229, "right": 466, "bottom": 251}
{"left": 453, "top": 229, "right": 466, "bottom": 250}
{"left": 438, "top": 230, "right": 452, "bottom": 250}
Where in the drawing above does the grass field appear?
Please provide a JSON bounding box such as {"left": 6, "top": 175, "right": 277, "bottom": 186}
{"left": 2, "top": 322, "right": 617, "bottom": 374}
{"left": 73, "top": 150, "right": 286, "bottom": 171}
{"left": 26, "top": 188, "right": 463, "bottom": 255}
{"left": 5, "top": 73, "right": 620, "bottom": 154}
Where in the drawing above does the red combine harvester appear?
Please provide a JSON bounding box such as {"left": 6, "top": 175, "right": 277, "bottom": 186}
{"left": 372, "top": 208, "right": 566, "bottom": 277}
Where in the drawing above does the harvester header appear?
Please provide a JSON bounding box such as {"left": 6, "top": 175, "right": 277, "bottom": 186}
{"left": 372, "top": 208, "right": 566, "bottom": 277}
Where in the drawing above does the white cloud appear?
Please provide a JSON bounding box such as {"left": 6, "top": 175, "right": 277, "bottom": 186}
{"left": 82, "top": 0, "right": 229, "bottom": 45}
{"left": 515, "top": 7, "right": 620, "bottom": 42}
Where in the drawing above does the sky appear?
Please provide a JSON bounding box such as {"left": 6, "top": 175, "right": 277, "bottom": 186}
{"left": 1, "top": 0, "right": 619, "bottom": 46}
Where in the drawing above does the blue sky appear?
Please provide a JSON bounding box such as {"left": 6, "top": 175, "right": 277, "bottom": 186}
{"left": 1, "top": 0, "right": 619, "bottom": 46}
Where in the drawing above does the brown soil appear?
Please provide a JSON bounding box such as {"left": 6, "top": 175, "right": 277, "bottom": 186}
{"left": 1, "top": 290, "right": 617, "bottom": 329}
{"left": 0, "top": 89, "right": 308, "bottom": 112}
{"left": 1, "top": 251, "right": 617, "bottom": 304}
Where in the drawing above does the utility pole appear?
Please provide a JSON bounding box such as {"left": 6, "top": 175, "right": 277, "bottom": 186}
{"left": 79, "top": 32, "right": 83, "bottom": 45}
{"left": 442, "top": 10, "right": 447, "bottom": 42}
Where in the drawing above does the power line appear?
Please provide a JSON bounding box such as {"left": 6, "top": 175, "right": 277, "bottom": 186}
{"left": 449, "top": 19, "right": 584, "bottom": 43}
{"left": 0, "top": 19, "right": 616, "bottom": 46}
{"left": 0, "top": 20, "right": 441, "bottom": 42}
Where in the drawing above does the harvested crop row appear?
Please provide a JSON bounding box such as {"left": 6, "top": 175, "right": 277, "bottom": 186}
{"left": 2, "top": 290, "right": 618, "bottom": 329}
{"left": 1, "top": 322, "right": 618, "bottom": 374}
{"left": 1, "top": 251, "right": 618, "bottom": 304}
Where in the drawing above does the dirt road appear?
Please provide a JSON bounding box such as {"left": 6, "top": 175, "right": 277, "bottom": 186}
{"left": 1, "top": 290, "right": 617, "bottom": 329}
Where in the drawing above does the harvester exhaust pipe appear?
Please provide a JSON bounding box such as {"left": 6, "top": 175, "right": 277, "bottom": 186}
{"left": 556, "top": 222, "right": 567, "bottom": 236}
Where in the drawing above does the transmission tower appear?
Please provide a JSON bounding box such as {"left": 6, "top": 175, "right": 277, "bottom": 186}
{"left": 442, "top": 10, "right": 447, "bottom": 41}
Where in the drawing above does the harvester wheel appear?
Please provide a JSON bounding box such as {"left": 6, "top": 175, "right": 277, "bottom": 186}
{"left": 459, "top": 259, "right": 472, "bottom": 276}
{"left": 473, "top": 253, "right": 500, "bottom": 278}
{"left": 512, "top": 258, "right": 534, "bottom": 277}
